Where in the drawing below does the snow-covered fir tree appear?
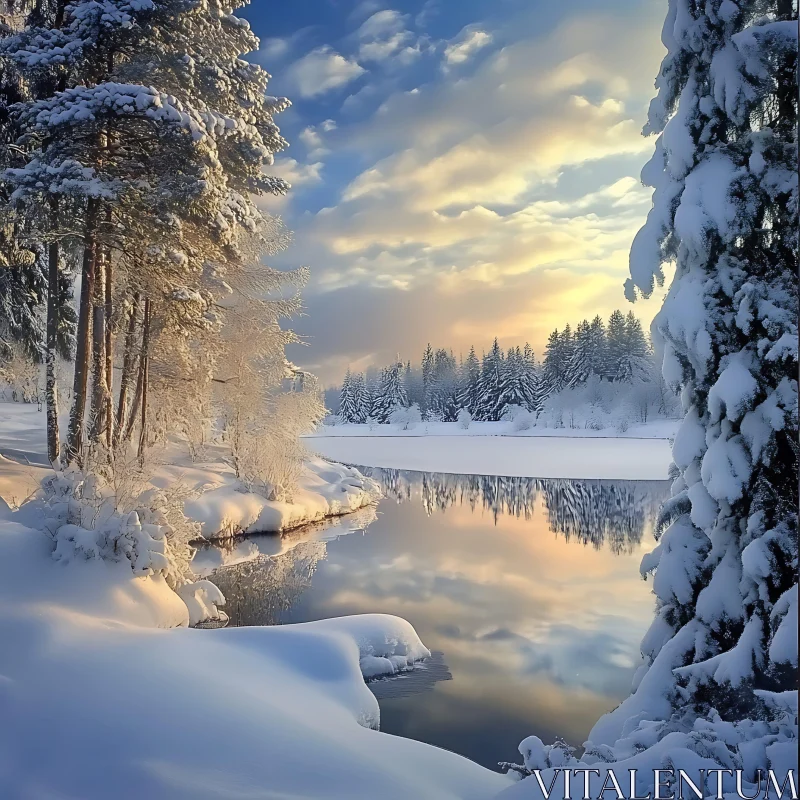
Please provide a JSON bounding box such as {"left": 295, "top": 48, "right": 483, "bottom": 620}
{"left": 566, "top": 319, "right": 593, "bottom": 387}
{"left": 475, "top": 338, "right": 505, "bottom": 421}
{"left": 497, "top": 346, "right": 528, "bottom": 415}
{"left": 603, "top": 0, "right": 799, "bottom": 781}
{"left": 338, "top": 368, "right": 357, "bottom": 423}
{"left": 371, "top": 360, "right": 407, "bottom": 423}
{"left": 617, "top": 311, "right": 651, "bottom": 383}
{"left": 520, "top": 343, "right": 542, "bottom": 413}
{"left": 457, "top": 345, "right": 481, "bottom": 414}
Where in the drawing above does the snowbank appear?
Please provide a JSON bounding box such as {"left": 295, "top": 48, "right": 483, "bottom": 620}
{"left": 0, "top": 512, "right": 511, "bottom": 799}
{"left": 306, "top": 433, "right": 675, "bottom": 481}
{"left": 182, "top": 456, "right": 381, "bottom": 539}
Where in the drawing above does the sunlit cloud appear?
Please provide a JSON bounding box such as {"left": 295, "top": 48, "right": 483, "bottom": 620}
{"left": 443, "top": 26, "right": 493, "bottom": 66}
{"left": 284, "top": 46, "right": 366, "bottom": 98}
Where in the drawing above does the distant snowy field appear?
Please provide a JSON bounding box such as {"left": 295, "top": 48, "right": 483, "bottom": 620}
{"left": 304, "top": 420, "right": 678, "bottom": 481}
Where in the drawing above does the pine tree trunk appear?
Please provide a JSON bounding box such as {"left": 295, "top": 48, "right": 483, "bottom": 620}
{"left": 104, "top": 248, "right": 114, "bottom": 448}
{"left": 65, "top": 198, "right": 99, "bottom": 466}
{"left": 137, "top": 298, "right": 151, "bottom": 462}
{"left": 45, "top": 198, "right": 60, "bottom": 465}
{"left": 115, "top": 292, "right": 139, "bottom": 445}
{"left": 89, "top": 254, "right": 107, "bottom": 443}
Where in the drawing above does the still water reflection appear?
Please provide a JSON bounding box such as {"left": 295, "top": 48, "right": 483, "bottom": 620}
{"left": 198, "top": 469, "right": 669, "bottom": 770}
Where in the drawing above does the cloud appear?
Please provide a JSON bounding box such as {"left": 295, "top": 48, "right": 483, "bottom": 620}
{"left": 443, "top": 27, "right": 493, "bottom": 66}
{"left": 355, "top": 9, "right": 427, "bottom": 64}
{"left": 270, "top": 158, "right": 323, "bottom": 187}
{"left": 299, "top": 120, "right": 337, "bottom": 157}
{"left": 285, "top": 46, "right": 366, "bottom": 98}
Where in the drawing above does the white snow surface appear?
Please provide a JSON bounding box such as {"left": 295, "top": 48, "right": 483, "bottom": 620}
{"left": 305, "top": 420, "right": 677, "bottom": 480}
{"left": 0, "top": 509, "right": 510, "bottom": 799}
{"left": 181, "top": 456, "right": 381, "bottom": 539}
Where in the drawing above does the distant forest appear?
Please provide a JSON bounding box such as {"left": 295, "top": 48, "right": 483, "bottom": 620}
{"left": 328, "top": 310, "right": 680, "bottom": 428}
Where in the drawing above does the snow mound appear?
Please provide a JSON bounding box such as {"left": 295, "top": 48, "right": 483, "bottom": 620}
{"left": 184, "top": 456, "right": 381, "bottom": 539}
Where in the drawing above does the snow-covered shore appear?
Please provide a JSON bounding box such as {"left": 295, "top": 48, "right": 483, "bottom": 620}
{"left": 304, "top": 420, "right": 677, "bottom": 481}
{"left": 0, "top": 403, "right": 380, "bottom": 540}
{"left": 0, "top": 510, "right": 511, "bottom": 799}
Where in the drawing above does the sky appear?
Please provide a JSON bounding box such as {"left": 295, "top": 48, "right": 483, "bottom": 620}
{"left": 239, "top": 0, "right": 671, "bottom": 386}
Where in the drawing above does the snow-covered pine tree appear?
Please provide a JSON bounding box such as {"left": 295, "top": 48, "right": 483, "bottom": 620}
{"left": 457, "top": 345, "right": 481, "bottom": 415}
{"left": 541, "top": 328, "right": 570, "bottom": 399}
{"left": 617, "top": 0, "right": 798, "bottom": 773}
{"left": 497, "top": 346, "right": 528, "bottom": 415}
{"left": 604, "top": 308, "right": 628, "bottom": 381}
{"left": 617, "top": 311, "right": 652, "bottom": 383}
{"left": 521, "top": 342, "right": 542, "bottom": 414}
{"left": 566, "top": 319, "right": 593, "bottom": 388}
{"left": 338, "top": 368, "right": 357, "bottom": 423}
{"left": 1, "top": 0, "right": 295, "bottom": 468}
{"left": 475, "top": 338, "right": 504, "bottom": 421}
{"left": 420, "top": 342, "right": 434, "bottom": 418}
{"left": 588, "top": 315, "right": 607, "bottom": 371}
{"left": 372, "top": 360, "right": 407, "bottom": 423}
{"left": 430, "top": 348, "right": 458, "bottom": 421}
{"left": 350, "top": 371, "right": 369, "bottom": 424}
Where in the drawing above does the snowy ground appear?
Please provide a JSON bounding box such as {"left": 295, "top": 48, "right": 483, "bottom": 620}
{"left": 309, "top": 419, "right": 680, "bottom": 439}
{"left": 304, "top": 420, "right": 677, "bottom": 480}
{"left": 0, "top": 508, "right": 511, "bottom": 799}
{"left": 0, "top": 403, "right": 380, "bottom": 539}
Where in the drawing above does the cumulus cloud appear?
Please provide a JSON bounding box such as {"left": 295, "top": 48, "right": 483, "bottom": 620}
{"left": 299, "top": 120, "right": 337, "bottom": 157}
{"left": 285, "top": 46, "right": 366, "bottom": 98}
{"left": 355, "top": 9, "right": 427, "bottom": 64}
{"left": 270, "top": 158, "right": 323, "bottom": 187}
{"left": 443, "top": 27, "right": 493, "bottom": 66}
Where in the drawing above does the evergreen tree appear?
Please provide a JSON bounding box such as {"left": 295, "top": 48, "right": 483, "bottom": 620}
{"left": 605, "top": 309, "right": 628, "bottom": 381}
{"left": 520, "top": 343, "right": 541, "bottom": 413}
{"left": 350, "top": 371, "right": 369, "bottom": 423}
{"left": 621, "top": 0, "right": 798, "bottom": 763}
{"left": 420, "top": 342, "right": 434, "bottom": 418}
{"left": 588, "top": 315, "right": 607, "bottom": 371}
{"left": 566, "top": 319, "right": 593, "bottom": 387}
{"left": 541, "top": 328, "right": 569, "bottom": 398}
{"left": 497, "top": 346, "right": 528, "bottom": 414}
{"left": 1, "top": 0, "right": 294, "bottom": 465}
{"left": 457, "top": 345, "right": 481, "bottom": 415}
{"left": 372, "top": 360, "right": 407, "bottom": 423}
{"left": 617, "top": 311, "right": 651, "bottom": 383}
{"left": 475, "top": 338, "right": 504, "bottom": 421}
{"left": 338, "top": 368, "right": 357, "bottom": 423}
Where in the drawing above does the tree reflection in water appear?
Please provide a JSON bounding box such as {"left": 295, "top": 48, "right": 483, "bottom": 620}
{"left": 205, "top": 470, "right": 669, "bottom": 627}
{"left": 358, "top": 466, "right": 670, "bottom": 555}
{"left": 206, "top": 505, "right": 377, "bottom": 626}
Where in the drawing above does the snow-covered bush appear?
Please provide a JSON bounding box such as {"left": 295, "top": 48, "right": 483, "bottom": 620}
{"left": 457, "top": 408, "right": 472, "bottom": 429}
{"left": 389, "top": 403, "right": 421, "bottom": 430}
{"left": 41, "top": 469, "right": 199, "bottom": 591}
{"left": 502, "top": 404, "right": 535, "bottom": 431}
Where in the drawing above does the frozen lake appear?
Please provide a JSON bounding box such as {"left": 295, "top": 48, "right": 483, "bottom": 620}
{"left": 197, "top": 467, "right": 669, "bottom": 770}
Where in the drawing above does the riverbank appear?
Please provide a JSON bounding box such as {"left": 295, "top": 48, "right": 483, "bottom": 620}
{"left": 0, "top": 402, "right": 380, "bottom": 540}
